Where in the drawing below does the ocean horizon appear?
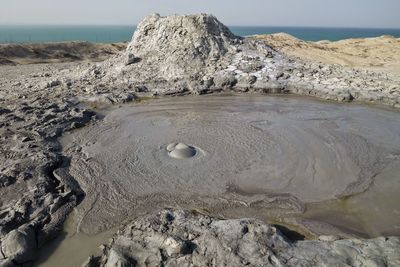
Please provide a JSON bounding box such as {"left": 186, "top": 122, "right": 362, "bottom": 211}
{"left": 0, "top": 25, "right": 400, "bottom": 44}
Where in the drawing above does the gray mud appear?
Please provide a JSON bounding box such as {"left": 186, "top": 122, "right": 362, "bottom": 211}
{"left": 61, "top": 94, "right": 400, "bottom": 237}
{"left": 34, "top": 211, "right": 115, "bottom": 267}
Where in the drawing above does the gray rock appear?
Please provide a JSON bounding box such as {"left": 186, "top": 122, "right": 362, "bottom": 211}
{"left": 214, "top": 72, "right": 237, "bottom": 88}
{"left": 93, "top": 210, "right": 400, "bottom": 267}
{"left": 125, "top": 53, "right": 138, "bottom": 65}
{"left": 239, "top": 61, "right": 263, "bottom": 73}
{"left": 46, "top": 79, "right": 61, "bottom": 88}
{"left": 80, "top": 256, "right": 97, "bottom": 267}
{"left": 0, "top": 258, "right": 17, "bottom": 267}
{"left": 1, "top": 225, "right": 37, "bottom": 264}
{"left": 0, "top": 174, "right": 15, "bottom": 188}
{"left": 341, "top": 91, "right": 354, "bottom": 102}
{"left": 104, "top": 249, "right": 136, "bottom": 267}
{"left": 235, "top": 75, "right": 257, "bottom": 91}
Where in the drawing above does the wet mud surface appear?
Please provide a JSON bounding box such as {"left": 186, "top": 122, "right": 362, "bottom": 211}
{"left": 61, "top": 94, "right": 400, "bottom": 237}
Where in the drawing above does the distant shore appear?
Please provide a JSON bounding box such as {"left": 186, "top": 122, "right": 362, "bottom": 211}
{"left": 1, "top": 25, "right": 400, "bottom": 44}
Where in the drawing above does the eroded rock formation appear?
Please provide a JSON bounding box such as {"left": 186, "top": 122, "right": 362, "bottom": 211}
{"left": 86, "top": 210, "right": 400, "bottom": 267}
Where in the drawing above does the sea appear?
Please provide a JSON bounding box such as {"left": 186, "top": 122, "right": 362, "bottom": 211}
{"left": 0, "top": 25, "right": 400, "bottom": 44}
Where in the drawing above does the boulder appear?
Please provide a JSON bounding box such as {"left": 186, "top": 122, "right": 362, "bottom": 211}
{"left": 1, "top": 225, "right": 37, "bottom": 264}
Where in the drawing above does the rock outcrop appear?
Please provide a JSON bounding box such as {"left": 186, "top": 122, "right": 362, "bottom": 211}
{"left": 86, "top": 210, "right": 400, "bottom": 267}
{"left": 0, "top": 64, "right": 97, "bottom": 266}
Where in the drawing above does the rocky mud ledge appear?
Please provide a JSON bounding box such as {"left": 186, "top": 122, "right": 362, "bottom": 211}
{"left": 84, "top": 209, "right": 400, "bottom": 267}
{"left": 0, "top": 14, "right": 399, "bottom": 266}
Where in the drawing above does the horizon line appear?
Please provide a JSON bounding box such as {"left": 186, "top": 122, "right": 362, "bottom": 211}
{"left": 0, "top": 24, "right": 400, "bottom": 30}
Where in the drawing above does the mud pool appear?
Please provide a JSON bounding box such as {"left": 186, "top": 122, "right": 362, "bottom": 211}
{"left": 59, "top": 94, "right": 400, "bottom": 239}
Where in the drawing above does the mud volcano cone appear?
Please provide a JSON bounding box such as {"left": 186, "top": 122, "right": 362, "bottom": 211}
{"left": 125, "top": 13, "right": 240, "bottom": 78}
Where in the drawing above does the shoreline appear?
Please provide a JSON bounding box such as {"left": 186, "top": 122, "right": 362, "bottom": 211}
{"left": 1, "top": 24, "right": 400, "bottom": 44}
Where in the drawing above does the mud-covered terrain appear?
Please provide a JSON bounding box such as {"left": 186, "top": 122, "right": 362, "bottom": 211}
{"left": 0, "top": 13, "right": 399, "bottom": 266}
{"left": 62, "top": 95, "right": 400, "bottom": 238}
{"left": 0, "top": 42, "right": 126, "bottom": 65}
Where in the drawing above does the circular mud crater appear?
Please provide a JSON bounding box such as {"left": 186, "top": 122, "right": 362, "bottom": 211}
{"left": 166, "top": 142, "right": 198, "bottom": 159}
{"left": 62, "top": 95, "right": 400, "bottom": 236}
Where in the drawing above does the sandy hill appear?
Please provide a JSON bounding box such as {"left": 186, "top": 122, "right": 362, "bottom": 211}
{"left": 254, "top": 33, "right": 400, "bottom": 75}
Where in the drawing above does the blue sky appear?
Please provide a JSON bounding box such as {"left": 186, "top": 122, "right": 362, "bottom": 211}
{"left": 1, "top": 0, "right": 399, "bottom": 28}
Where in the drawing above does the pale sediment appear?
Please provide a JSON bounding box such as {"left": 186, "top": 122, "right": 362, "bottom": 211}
{"left": 61, "top": 95, "right": 400, "bottom": 237}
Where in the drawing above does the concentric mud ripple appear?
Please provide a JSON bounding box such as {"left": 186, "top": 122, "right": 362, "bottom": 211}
{"left": 61, "top": 95, "right": 400, "bottom": 235}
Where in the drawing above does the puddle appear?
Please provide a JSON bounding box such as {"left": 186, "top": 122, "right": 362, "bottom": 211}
{"left": 34, "top": 211, "right": 115, "bottom": 267}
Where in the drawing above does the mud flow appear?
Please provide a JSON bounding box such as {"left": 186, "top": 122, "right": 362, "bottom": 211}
{"left": 59, "top": 95, "right": 400, "bottom": 237}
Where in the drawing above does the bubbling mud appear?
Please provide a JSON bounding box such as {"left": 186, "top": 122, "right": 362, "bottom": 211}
{"left": 167, "top": 143, "right": 199, "bottom": 159}
{"left": 61, "top": 94, "right": 400, "bottom": 236}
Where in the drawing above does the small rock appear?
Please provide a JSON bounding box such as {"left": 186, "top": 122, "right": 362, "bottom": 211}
{"left": 126, "top": 53, "right": 139, "bottom": 65}
{"left": 164, "top": 237, "right": 183, "bottom": 256}
{"left": 81, "top": 256, "right": 98, "bottom": 267}
{"left": 236, "top": 75, "right": 257, "bottom": 90}
{"left": 0, "top": 174, "right": 16, "bottom": 188}
{"left": 134, "top": 85, "right": 148, "bottom": 93}
{"left": 318, "top": 235, "right": 340, "bottom": 242}
{"left": 104, "top": 249, "right": 132, "bottom": 267}
{"left": 46, "top": 80, "right": 61, "bottom": 88}
{"left": 214, "top": 73, "right": 237, "bottom": 88}
{"left": 342, "top": 91, "right": 354, "bottom": 102}
{"left": 118, "top": 92, "right": 136, "bottom": 103}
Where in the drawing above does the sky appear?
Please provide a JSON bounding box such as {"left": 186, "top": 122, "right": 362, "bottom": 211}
{"left": 1, "top": 0, "right": 400, "bottom": 28}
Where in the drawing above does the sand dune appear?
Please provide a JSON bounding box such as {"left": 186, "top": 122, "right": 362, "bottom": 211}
{"left": 254, "top": 33, "right": 400, "bottom": 75}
